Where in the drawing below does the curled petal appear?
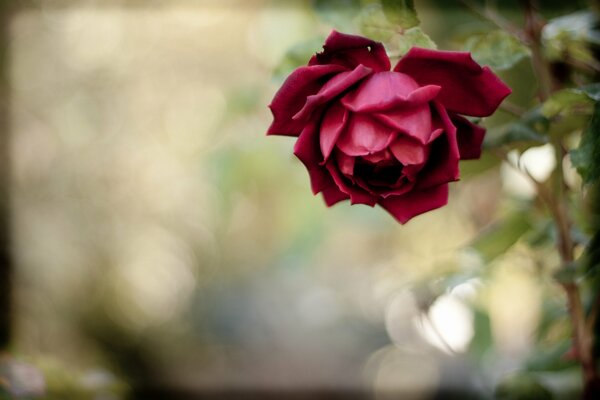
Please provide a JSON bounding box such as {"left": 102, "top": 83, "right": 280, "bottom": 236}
{"left": 389, "top": 135, "right": 429, "bottom": 166}
{"left": 341, "top": 71, "right": 440, "bottom": 112}
{"left": 320, "top": 102, "right": 349, "bottom": 161}
{"left": 379, "top": 184, "right": 449, "bottom": 224}
{"left": 336, "top": 114, "right": 396, "bottom": 156}
{"left": 326, "top": 162, "right": 377, "bottom": 206}
{"left": 450, "top": 114, "right": 486, "bottom": 160}
{"left": 267, "top": 64, "right": 346, "bottom": 136}
{"left": 362, "top": 149, "right": 393, "bottom": 164}
{"left": 394, "top": 47, "right": 512, "bottom": 117}
{"left": 372, "top": 106, "right": 433, "bottom": 144}
{"left": 294, "top": 65, "right": 372, "bottom": 122}
{"left": 335, "top": 151, "right": 355, "bottom": 176}
{"left": 414, "top": 102, "right": 460, "bottom": 189}
{"left": 309, "top": 30, "right": 391, "bottom": 72}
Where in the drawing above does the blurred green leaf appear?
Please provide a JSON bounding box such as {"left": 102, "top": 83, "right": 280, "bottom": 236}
{"left": 543, "top": 11, "right": 600, "bottom": 67}
{"left": 470, "top": 210, "right": 533, "bottom": 262}
{"left": 357, "top": 3, "right": 396, "bottom": 42}
{"left": 542, "top": 89, "right": 593, "bottom": 119}
{"left": 460, "top": 151, "right": 502, "bottom": 178}
{"left": 391, "top": 27, "right": 437, "bottom": 55}
{"left": 495, "top": 372, "right": 553, "bottom": 400}
{"left": 464, "top": 30, "right": 530, "bottom": 71}
{"left": 468, "top": 309, "right": 494, "bottom": 360}
{"left": 578, "top": 83, "right": 600, "bottom": 101}
{"left": 570, "top": 101, "right": 600, "bottom": 184}
{"left": 313, "top": 0, "right": 362, "bottom": 31}
{"left": 484, "top": 108, "right": 549, "bottom": 149}
{"left": 381, "top": 0, "right": 420, "bottom": 30}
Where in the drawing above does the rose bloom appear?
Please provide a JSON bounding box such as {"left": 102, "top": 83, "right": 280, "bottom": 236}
{"left": 267, "top": 31, "right": 511, "bottom": 223}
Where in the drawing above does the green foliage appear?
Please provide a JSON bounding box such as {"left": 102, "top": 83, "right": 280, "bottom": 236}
{"left": 381, "top": 0, "right": 420, "bottom": 30}
{"left": 495, "top": 372, "right": 553, "bottom": 400}
{"left": 470, "top": 209, "right": 533, "bottom": 262}
{"left": 357, "top": 3, "right": 397, "bottom": 42}
{"left": 313, "top": 0, "right": 362, "bottom": 32}
{"left": 463, "top": 30, "right": 530, "bottom": 71}
{"left": 542, "top": 11, "right": 600, "bottom": 67}
{"left": 390, "top": 27, "right": 437, "bottom": 54}
{"left": 570, "top": 101, "right": 600, "bottom": 184}
{"left": 484, "top": 108, "right": 549, "bottom": 149}
{"left": 541, "top": 89, "right": 593, "bottom": 119}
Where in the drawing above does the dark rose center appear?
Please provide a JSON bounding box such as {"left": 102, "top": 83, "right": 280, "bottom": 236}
{"left": 354, "top": 158, "right": 404, "bottom": 187}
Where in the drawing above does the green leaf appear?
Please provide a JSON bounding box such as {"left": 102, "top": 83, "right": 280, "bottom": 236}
{"left": 541, "top": 89, "right": 594, "bottom": 119}
{"left": 463, "top": 30, "right": 530, "bottom": 71}
{"left": 381, "top": 0, "right": 420, "bottom": 30}
{"left": 468, "top": 309, "right": 494, "bottom": 360}
{"left": 484, "top": 108, "right": 549, "bottom": 149}
{"left": 570, "top": 101, "right": 600, "bottom": 184}
{"left": 389, "top": 27, "right": 437, "bottom": 56}
{"left": 542, "top": 11, "right": 600, "bottom": 66}
{"left": 470, "top": 210, "right": 533, "bottom": 262}
{"left": 357, "top": 3, "right": 396, "bottom": 42}
{"left": 495, "top": 372, "right": 553, "bottom": 400}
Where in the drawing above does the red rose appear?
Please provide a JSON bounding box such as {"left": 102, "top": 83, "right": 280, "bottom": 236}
{"left": 267, "top": 31, "right": 511, "bottom": 223}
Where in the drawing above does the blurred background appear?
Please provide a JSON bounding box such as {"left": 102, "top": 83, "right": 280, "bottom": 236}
{"left": 0, "top": 0, "right": 595, "bottom": 399}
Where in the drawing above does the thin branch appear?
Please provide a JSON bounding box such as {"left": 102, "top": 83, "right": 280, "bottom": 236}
{"left": 461, "top": 0, "right": 529, "bottom": 44}
{"left": 499, "top": 101, "right": 527, "bottom": 117}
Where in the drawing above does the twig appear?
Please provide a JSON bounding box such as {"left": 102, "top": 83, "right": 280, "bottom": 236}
{"left": 461, "top": 0, "right": 528, "bottom": 44}
{"left": 499, "top": 101, "right": 526, "bottom": 117}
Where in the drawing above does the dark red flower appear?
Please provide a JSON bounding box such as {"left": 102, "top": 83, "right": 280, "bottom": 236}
{"left": 267, "top": 31, "right": 511, "bottom": 223}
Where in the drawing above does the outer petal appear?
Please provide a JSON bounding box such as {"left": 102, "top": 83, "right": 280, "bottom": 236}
{"left": 414, "top": 102, "right": 461, "bottom": 189}
{"left": 293, "top": 65, "right": 372, "bottom": 122}
{"left": 294, "top": 120, "right": 332, "bottom": 194}
{"left": 336, "top": 114, "right": 396, "bottom": 156}
{"left": 267, "top": 64, "right": 346, "bottom": 136}
{"left": 394, "top": 47, "right": 512, "bottom": 117}
{"left": 321, "top": 185, "right": 349, "bottom": 206}
{"left": 309, "top": 30, "right": 391, "bottom": 72}
{"left": 450, "top": 114, "right": 486, "bottom": 160}
{"left": 379, "top": 184, "right": 449, "bottom": 224}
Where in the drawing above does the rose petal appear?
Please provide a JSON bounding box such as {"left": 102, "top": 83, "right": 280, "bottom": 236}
{"left": 450, "top": 114, "right": 486, "bottom": 160}
{"left": 336, "top": 114, "right": 396, "bottom": 156}
{"left": 362, "top": 149, "right": 393, "bottom": 163}
{"left": 335, "top": 151, "right": 355, "bottom": 176}
{"left": 309, "top": 30, "right": 391, "bottom": 72}
{"left": 372, "top": 105, "right": 433, "bottom": 144}
{"left": 379, "top": 184, "right": 449, "bottom": 224}
{"left": 319, "top": 102, "right": 349, "bottom": 161}
{"left": 293, "top": 65, "right": 372, "bottom": 123}
{"left": 389, "top": 135, "right": 429, "bottom": 166}
{"left": 267, "top": 64, "right": 346, "bottom": 136}
{"left": 294, "top": 121, "right": 332, "bottom": 194}
{"left": 321, "top": 184, "right": 349, "bottom": 206}
{"left": 414, "top": 102, "right": 460, "bottom": 189}
{"left": 341, "top": 71, "right": 440, "bottom": 113}
{"left": 326, "top": 161, "right": 377, "bottom": 206}
{"left": 394, "top": 47, "right": 512, "bottom": 117}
